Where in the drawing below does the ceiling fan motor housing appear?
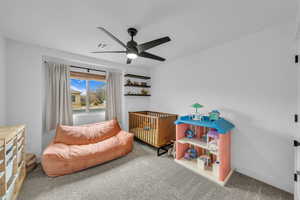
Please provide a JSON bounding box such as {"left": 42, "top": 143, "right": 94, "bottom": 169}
{"left": 127, "top": 40, "right": 138, "bottom": 54}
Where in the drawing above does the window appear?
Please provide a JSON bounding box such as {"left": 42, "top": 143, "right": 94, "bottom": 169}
{"left": 70, "top": 71, "right": 106, "bottom": 114}
{"left": 71, "top": 95, "right": 76, "bottom": 103}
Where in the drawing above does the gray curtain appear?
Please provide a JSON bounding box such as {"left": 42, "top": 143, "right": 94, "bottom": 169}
{"left": 105, "top": 71, "right": 122, "bottom": 122}
{"left": 45, "top": 62, "right": 73, "bottom": 131}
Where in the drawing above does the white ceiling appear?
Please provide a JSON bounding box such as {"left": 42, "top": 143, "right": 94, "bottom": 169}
{"left": 0, "top": 0, "right": 297, "bottom": 67}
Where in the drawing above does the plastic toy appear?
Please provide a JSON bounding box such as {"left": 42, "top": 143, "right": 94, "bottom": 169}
{"left": 185, "top": 128, "right": 195, "bottom": 138}
{"left": 199, "top": 155, "right": 211, "bottom": 167}
{"left": 209, "top": 110, "right": 220, "bottom": 121}
{"left": 201, "top": 116, "right": 210, "bottom": 121}
{"left": 207, "top": 129, "right": 219, "bottom": 140}
{"left": 191, "top": 103, "right": 203, "bottom": 120}
{"left": 184, "top": 148, "right": 198, "bottom": 160}
{"left": 208, "top": 140, "right": 218, "bottom": 153}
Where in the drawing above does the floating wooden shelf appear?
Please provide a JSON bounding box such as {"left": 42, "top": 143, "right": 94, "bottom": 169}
{"left": 124, "top": 94, "right": 151, "bottom": 96}
{"left": 124, "top": 84, "right": 151, "bottom": 88}
{"left": 124, "top": 74, "right": 151, "bottom": 80}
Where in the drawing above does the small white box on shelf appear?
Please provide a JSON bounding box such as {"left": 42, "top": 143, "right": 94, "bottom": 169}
{"left": 213, "top": 161, "right": 220, "bottom": 177}
{"left": 197, "top": 157, "right": 205, "bottom": 170}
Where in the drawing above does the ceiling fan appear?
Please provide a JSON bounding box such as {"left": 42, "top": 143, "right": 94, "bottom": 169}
{"left": 91, "top": 27, "right": 171, "bottom": 64}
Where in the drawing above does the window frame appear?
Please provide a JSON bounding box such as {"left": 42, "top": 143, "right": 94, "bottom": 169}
{"left": 70, "top": 71, "right": 106, "bottom": 114}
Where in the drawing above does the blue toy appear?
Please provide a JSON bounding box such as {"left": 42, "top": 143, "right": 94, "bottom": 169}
{"left": 209, "top": 110, "right": 221, "bottom": 121}
{"left": 184, "top": 148, "right": 198, "bottom": 160}
{"left": 201, "top": 116, "right": 210, "bottom": 121}
{"left": 185, "top": 128, "right": 195, "bottom": 139}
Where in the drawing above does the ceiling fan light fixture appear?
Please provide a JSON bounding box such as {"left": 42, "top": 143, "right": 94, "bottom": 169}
{"left": 126, "top": 53, "right": 138, "bottom": 59}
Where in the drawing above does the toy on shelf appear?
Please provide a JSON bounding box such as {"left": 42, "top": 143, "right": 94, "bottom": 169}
{"left": 191, "top": 103, "right": 203, "bottom": 120}
{"left": 185, "top": 128, "right": 196, "bottom": 139}
{"left": 209, "top": 110, "right": 220, "bottom": 121}
{"left": 184, "top": 147, "right": 198, "bottom": 160}
{"left": 201, "top": 116, "right": 210, "bottom": 121}
{"left": 208, "top": 140, "right": 218, "bottom": 153}
{"left": 207, "top": 129, "right": 219, "bottom": 153}
{"left": 207, "top": 129, "right": 219, "bottom": 140}
{"left": 197, "top": 154, "right": 211, "bottom": 170}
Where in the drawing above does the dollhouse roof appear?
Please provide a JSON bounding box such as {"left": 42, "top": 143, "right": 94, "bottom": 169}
{"left": 175, "top": 115, "right": 234, "bottom": 134}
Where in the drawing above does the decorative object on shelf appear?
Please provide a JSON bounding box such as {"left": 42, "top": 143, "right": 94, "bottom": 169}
{"left": 126, "top": 79, "right": 133, "bottom": 85}
{"left": 209, "top": 110, "right": 221, "bottom": 121}
{"left": 213, "top": 161, "right": 221, "bottom": 177}
{"left": 184, "top": 147, "right": 198, "bottom": 160}
{"left": 141, "top": 89, "right": 149, "bottom": 95}
{"left": 191, "top": 103, "right": 203, "bottom": 120}
{"left": 124, "top": 74, "right": 151, "bottom": 96}
{"left": 185, "top": 128, "right": 196, "bottom": 139}
{"left": 141, "top": 82, "right": 147, "bottom": 86}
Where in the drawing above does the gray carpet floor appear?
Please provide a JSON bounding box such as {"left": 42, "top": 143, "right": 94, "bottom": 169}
{"left": 18, "top": 142, "right": 292, "bottom": 200}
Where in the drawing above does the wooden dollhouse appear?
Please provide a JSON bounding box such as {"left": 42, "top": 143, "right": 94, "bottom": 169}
{"left": 174, "top": 115, "right": 234, "bottom": 186}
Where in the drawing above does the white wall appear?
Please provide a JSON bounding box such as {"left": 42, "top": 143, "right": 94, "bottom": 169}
{"left": 6, "top": 39, "right": 150, "bottom": 156}
{"left": 150, "top": 23, "right": 297, "bottom": 192}
{"left": 0, "top": 35, "right": 6, "bottom": 125}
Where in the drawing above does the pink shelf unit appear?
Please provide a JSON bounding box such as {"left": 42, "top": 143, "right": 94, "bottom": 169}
{"left": 174, "top": 115, "right": 234, "bottom": 185}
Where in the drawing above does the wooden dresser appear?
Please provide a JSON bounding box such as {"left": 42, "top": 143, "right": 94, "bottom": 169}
{"left": 0, "top": 125, "right": 26, "bottom": 200}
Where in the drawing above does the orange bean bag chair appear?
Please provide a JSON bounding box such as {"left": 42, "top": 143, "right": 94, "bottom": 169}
{"left": 42, "top": 120, "right": 133, "bottom": 177}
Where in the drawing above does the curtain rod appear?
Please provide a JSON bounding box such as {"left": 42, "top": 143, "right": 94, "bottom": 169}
{"left": 70, "top": 65, "right": 106, "bottom": 73}
{"left": 44, "top": 61, "right": 106, "bottom": 73}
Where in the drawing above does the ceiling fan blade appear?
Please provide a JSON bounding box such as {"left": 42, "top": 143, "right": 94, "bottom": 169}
{"left": 137, "top": 36, "right": 171, "bottom": 53}
{"left": 139, "top": 52, "right": 166, "bottom": 61}
{"left": 126, "top": 58, "right": 132, "bottom": 64}
{"left": 91, "top": 51, "right": 126, "bottom": 53}
{"left": 97, "top": 27, "right": 128, "bottom": 50}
